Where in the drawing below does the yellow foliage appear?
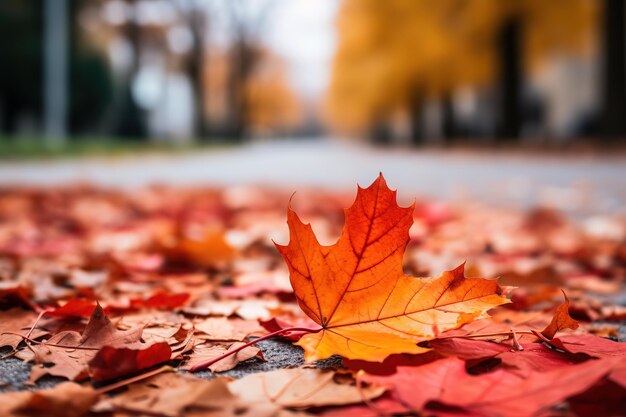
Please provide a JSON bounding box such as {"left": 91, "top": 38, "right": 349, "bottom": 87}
{"left": 326, "top": 0, "right": 598, "bottom": 133}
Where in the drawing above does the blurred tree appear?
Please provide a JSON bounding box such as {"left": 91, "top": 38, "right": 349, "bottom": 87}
{"left": 175, "top": 0, "right": 210, "bottom": 139}
{"left": 327, "top": 0, "right": 598, "bottom": 144}
{"left": 0, "top": 1, "right": 42, "bottom": 135}
{"left": 600, "top": 0, "right": 626, "bottom": 139}
{"left": 112, "top": 0, "right": 147, "bottom": 139}
{"left": 221, "top": 0, "right": 275, "bottom": 140}
{"left": 204, "top": 46, "right": 300, "bottom": 138}
{"left": 69, "top": 0, "right": 114, "bottom": 135}
{"left": 244, "top": 49, "right": 301, "bottom": 136}
{"left": 0, "top": 0, "right": 114, "bottom": 138}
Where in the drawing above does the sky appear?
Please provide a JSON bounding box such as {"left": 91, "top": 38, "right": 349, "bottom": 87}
{"left": 263, "top": 0, "right": 339, "bottom": 100}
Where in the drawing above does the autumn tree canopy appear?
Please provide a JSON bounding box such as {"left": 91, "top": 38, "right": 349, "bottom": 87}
{"left": 326, "top": 0, "right": 598, "bottom": 138}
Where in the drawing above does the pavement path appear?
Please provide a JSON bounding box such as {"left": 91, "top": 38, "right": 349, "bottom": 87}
{"left": 1, "top": 139, "right": 626, "bottom": 213}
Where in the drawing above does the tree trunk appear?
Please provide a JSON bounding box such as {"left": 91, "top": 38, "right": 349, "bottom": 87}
{"left": 0, "top": 96, "right": 20, "bottom": 134}
{"left": 408, "top": 87, "right": 423, "bottom": 146}
{"left": 497, "top": 18, "right": 522, "bottom": 141}
{"left": 43, "top": 0, "right": 68, "bottom": 144}
{"left": 442, "top": 93, "right": 456, "bottom": 142}
{"left": 370, "top": 117, "right": 392, "bottom": 146}
{"left": 113, "top": 0, "right": 146, "bottom": 139}
{"left": 225, "top": 39, "right": 255, "bottom": 141}
{"left": 187, "top": 10, "right": 208, "bottom": 140}
{"left": 600, "top": 0, "right": 626, "bottom": 139}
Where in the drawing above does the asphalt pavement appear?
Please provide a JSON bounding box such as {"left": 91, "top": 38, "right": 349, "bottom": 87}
{"left": 1, "top": 139, "right": 626, "bottom": 214}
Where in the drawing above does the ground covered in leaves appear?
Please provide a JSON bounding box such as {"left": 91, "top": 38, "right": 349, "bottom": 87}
{"left": 0, "top": 183, "right": 625, "bottom": 417}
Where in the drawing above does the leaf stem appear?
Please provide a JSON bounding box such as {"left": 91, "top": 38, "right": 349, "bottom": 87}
{"left": 188, "top": 327, "right": 321, "bottom": 373}
{"left": 25, "top": 308, "right": 52, "bottom": 340}
{"left": 0, "top": 332, "right": 101, "bottom": 350}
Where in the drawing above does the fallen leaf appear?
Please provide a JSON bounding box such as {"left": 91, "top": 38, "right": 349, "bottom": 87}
{"left": 2, "top": 382, "right": 98, "bottom": 417}
{"left": 550, "top": 333, "right": 626, "bottom": 358}
{"left": 130, "top": 291, "right": 190, "bottom": 310}
{"left": 342, "top": 350, "right": 443, "bottom": 375}
{"left": 568, "top": 379, "right": 626, "bottom": 417}
{"left": 321, "top": 396, "right": 410, "bottom": 417}
{"left": 167, "top": 230, "right": 235, "bottom": 267}
{"left": 228, "top": 367, "right": 385, "bottom": 408}
{"left": 434, "top": 357, "right": 620, "bottom": 417}
{"left": 17, "top": 304, "right": 143, "bottom": 381}
{"left": 0, "top": 309, "right": 48, "bottom": 349}
{"left": 184, "top": 299, "right": 278, "bottom": 320}
{"left": 0, "top": 285, "right": 34, "bottom": 310}
{"left": 48, "top": 298, "right": 96, "bottom": 318}
{"left": 362, "top": 357, "right": 466, "bottom": 411}
{"left": 194, "top": 317, "right": 265, "bottom": 341}
{"left": 277, "top": 174, "right": 508, "bottom": 361}
{"left": 364, "top": 356, "right": 620, "bottom": 417}
{"left": 88, "top": 342, "right": 172, "bottom": 381}
{"left": 540, "top": 292, "right": 579, "bottom": 339}
{"left": 429, "top": 337, "right": 510, "bottom": 361}
{"left": 100, "top": 372, "right": 235, "bottom": 417}
{"left": 496, "top": 343, "right": 587, "bottom": 375}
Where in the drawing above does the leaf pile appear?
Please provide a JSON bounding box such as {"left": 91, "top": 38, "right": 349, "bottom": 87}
{"left": 0, "top": 177, "right": 625, "bottom": 417}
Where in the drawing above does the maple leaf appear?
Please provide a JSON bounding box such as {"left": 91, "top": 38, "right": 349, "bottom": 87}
{"left": 550, "top": 333, "right": 626, "bottom": 358}
{"left": 540, "top": 291, "right": 579, "bottom": 339}
{"left": 276, "top": 174, "right": 509, "bottom": 361}
{"left": 100, "top": 372, "right": 235, "bottom": 417}
{"left": 363, "top": 356, "right": 622, "bottom": 417}
{"left": 430, "top": 338, "right": 585, "bottom": 376}
{"left": 89, "top": 342, "right": 172, "bottom": 381}
{"left": 17, "top": 304, "right": 144, "bottom": 381}
{"left": 129, "top": 291, "right": 190, "bottom": 310}
{"left": 228, "top": 367, "right": 385, "bottom": 409}
{"left": 48, "top": 298, "right": 97, "bottom": 318}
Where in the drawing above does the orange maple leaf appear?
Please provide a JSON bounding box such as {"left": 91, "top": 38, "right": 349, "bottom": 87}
{"left": 540, "top": 291, "right": 579, "bottom": 339}
{"left": 276, "top": 174, "right": 509, "bottom": 362}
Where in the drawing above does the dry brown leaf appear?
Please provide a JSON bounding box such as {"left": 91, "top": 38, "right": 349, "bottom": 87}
{"left": 194, "top": 317, "right": 265, "bottom": 341}
{"left": 97, "top": 373, "right": 228, "bottom": 416}
{"left": 0, "top": 309, "right": 48, "bottom": 349}
{"left": 17, "top": 304, "right": 143, "bottom": 381}
{"left": 228, "top": 367, "right": 385, "bottom": 408}
{"left": 2, "top": 382, "right": 98, "bottom": 417}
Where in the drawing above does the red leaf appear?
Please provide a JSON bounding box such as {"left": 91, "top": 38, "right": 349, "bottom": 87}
{"left": 364, "top": 356, "right": 620, "bottom": 416}
{"left": 0, "top": 285, "right": 35, "bottom": 310}
{"left": 130, "top": 291, "right": 190, "bottom": 310}
{"left": 362, "top": 357, "right": 467, "bottom": 410}
{"left": 430, "top": 338, "right": 586, "bottom": 376}
{"left": 48, "top": 298, "right": 97, "bottom": 318}
{"left": 430, "top": 338, "right": 510, "bottom": 361}
{"left": 497, "top": 343, "right": 586, "bottom": 375}
{"left": 89, "top": 342, "right": 172, "bottom": 382}
{"left": 550, "top": 334, "right": 626, "bottom": 358}
{"left": 343, "top": 351, "right": 443, "bottom": 375}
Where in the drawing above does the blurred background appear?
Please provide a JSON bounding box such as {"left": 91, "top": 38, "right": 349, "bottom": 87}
{"left": 1, "top": 0, "right": 626, "bottom": 213}
{"left": 1, "top": 0, "right": 625, "bottom": 146}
